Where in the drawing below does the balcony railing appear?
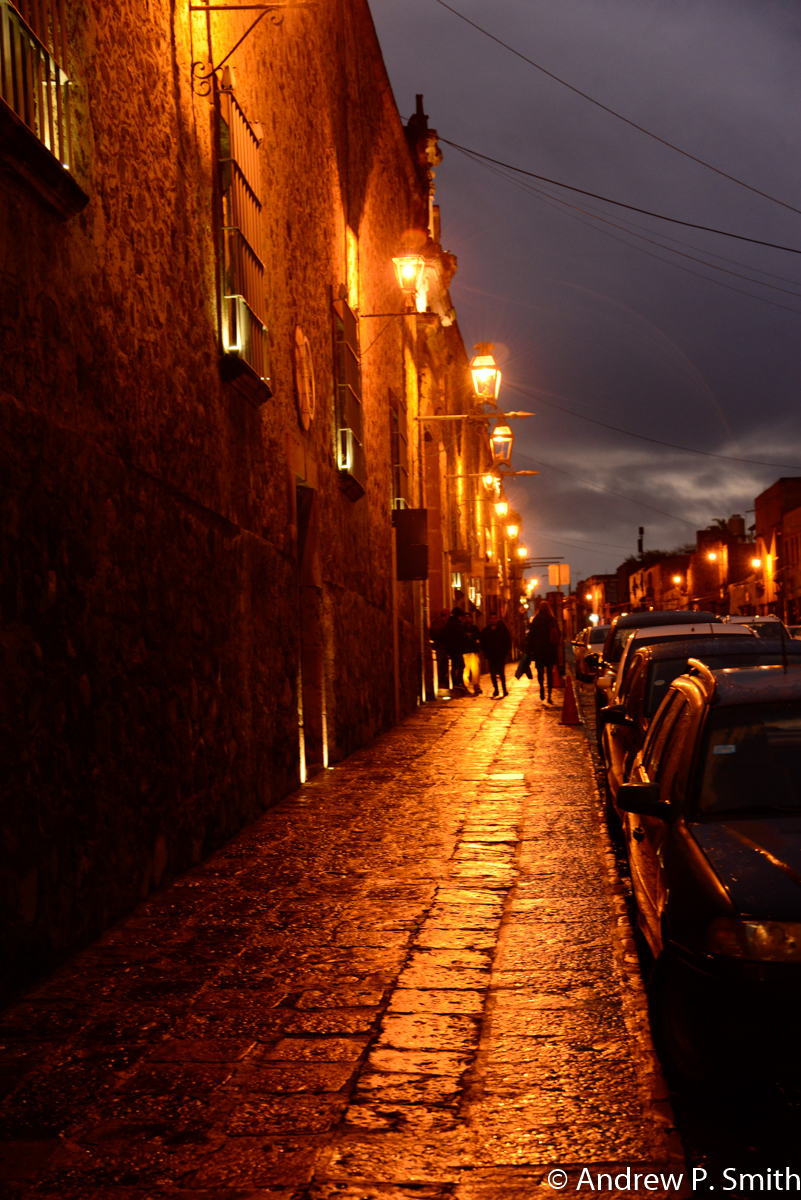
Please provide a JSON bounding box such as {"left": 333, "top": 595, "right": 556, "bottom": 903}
{"left": 0, "top": 0, "right": 72, "bottom": 169}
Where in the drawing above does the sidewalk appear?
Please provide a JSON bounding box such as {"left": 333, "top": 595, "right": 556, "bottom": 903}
{"left": 0, "top": 674, "right": 682, "bottom": 1197}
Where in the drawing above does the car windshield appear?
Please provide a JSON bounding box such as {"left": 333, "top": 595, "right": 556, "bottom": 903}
{"left": 646, "top": 654, "right": 799, "bottom": 718}
{"left": 589, "top": 626, "right": 609, "bottom": 644}
{"left": 696, "top": 702, "right": 801, "bottom": 817}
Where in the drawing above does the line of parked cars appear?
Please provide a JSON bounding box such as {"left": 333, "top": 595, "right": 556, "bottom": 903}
{"left": 576, "top": 610, "right": 801, "bottom": 1083}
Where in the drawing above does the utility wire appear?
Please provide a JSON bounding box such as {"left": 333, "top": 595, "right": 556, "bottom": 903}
{"left": 461, "top": 148, "right": 801, "bottom": 301}
{"left": 439, "top": 138, "right": 801, "bottom": 255}
{"left": 455, "top": 147, "right": 801, "bottom": 316}
{"left": 506, "top": 381, "right": 801, "bottom": 471}
{"left": 432, "top": 0, "right": 801, "bottom": 218}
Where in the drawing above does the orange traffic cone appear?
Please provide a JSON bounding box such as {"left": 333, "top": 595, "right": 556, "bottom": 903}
{"left": 560, "top": 671, "right": 581, "bottom": 726}
{"left": 552, "top": 661, "right": 563, "bottom": 689}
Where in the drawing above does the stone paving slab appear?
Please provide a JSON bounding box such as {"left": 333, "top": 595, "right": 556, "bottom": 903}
{"left": 0, "top": 675, "right": 683, "bottom": 1196}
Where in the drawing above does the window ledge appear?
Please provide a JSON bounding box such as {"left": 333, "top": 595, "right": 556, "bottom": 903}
{"left": 0, "top": 97, "right": 88, "bottom": 217}
{"left": 220, "top": 353, "right": 273, "bottom": 407}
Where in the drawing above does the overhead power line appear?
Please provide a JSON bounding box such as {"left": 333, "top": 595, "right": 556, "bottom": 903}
{"left": 440, "top": 139, "right": 801, "bottom": 256}
{"left": 456, "top": 145, "right": 801, "bottom": 316}
{"left": 432, "top": 0, "right": 801, "bottom": 218}
{"left": 505, "top": 382, "right": 801, "bottom": 471}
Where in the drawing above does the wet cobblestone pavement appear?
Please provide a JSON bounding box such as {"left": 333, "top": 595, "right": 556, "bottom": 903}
{"left": 0, "top": 676, "right": 683, "bottom": 1197}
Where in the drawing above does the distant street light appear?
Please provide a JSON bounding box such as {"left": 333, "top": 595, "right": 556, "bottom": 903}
{"left": 392, "top": 252, "right": 427, "bottom": 296}
{"left": 495, "top": 500, "right": 508, "bottom": 518}
{"left": 470, "top": 342, "right": 501, "bottom": 402}
{"left": 506, "top": 524, "right": 519, "bottom": 539}
{"left": 752, "top": 558, "right": 762, "bottom": 569}
{"left": 490, "top": 423, "right": 514, "bottom": 466}
{"left": 517, "top": 547, "right": 528, "bottom": 558}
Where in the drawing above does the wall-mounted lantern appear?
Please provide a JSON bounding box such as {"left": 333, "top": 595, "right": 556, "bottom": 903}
{"left": 672, "top": 575, "right": 683, "bottom": 586}
{"left": 751, "top": 558, "right": 762, "bottom": 570}
{"left": 506, "top": 524, "right": 519, "bottom": 539}
{"left": 490, "top": 423, "right": 514, "bottom": 466}
{"left": 495, "top": 500, "right": 508, "bottom": 518}
{"left": 470, "top": 342, "right": 501, "bottom": 403}
{"left": 707, "top": 551, "right": 718, "bottom": 562}
{"left": 392, "top": 253, "right": 427, "bottom": 297}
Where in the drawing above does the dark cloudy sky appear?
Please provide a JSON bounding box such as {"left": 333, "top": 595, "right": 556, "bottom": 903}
{"left": 369, "top": 0, "right": 801, "bottom": 585}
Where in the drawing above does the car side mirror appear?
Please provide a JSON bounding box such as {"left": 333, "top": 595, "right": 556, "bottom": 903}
{"left": 616, "top": 782, "right": 672, "bottom": 820}
{"left": 599, "top": 706, "right": 633, "bottom": 727}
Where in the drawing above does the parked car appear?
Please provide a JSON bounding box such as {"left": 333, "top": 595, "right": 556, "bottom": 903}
{"left": 573, "top": 623, "right": 611, "bottom": 682}
{"left": 727, "top": 614, "right": 787, "bottom": 638}
{"left": 617, "top": 663, "right": 801, "bottom": 1081}
{"left": 600, "top": 636, "right": 801, "bottom": 814}
{"left": 591, "top": 611, "right": 718, "bottom": 732}
{"left": 786, "top": 625, "right": 801, "bottom": 641}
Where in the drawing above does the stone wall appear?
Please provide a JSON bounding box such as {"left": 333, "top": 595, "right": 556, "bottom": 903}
{"left": 0, "top": 0, "right": 441, "bottom": 998}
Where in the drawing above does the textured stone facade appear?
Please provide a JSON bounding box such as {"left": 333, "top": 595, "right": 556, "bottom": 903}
{"left": 0, "top": 0, "right": 501, "bottom": 998}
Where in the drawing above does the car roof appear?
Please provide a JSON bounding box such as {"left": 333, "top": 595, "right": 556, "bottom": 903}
{"left": 628, "top": 623, "right": 751, "bottom": 641}
{"left": 637, "top": 636, "right": 801, "bottom": 662}
{"left": 727, "top": 614, "right": 781, "bottom": 623}
{"left": 711, "top": 665, "right": 801, "bottom": 705}
{"left": 613, "top": 610, "right": 718, "bottom": 629}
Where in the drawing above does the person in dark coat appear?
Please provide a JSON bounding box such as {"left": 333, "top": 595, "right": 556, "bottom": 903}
{"left": 437, "top": 607, "right": 468, "bottom": 691}
{"left": 429, "top": 608, "right": 450, "bottom": 689}
{"left": 526, "top": 599, "right": 559, "bottom": 703}
{"left": 479, "top": 611, "right": 512, "bottom": 697}
{"left": 462, "top": 613, "right": 483, "bottom": 695}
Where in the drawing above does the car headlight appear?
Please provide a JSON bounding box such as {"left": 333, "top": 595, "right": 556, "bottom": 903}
{"left": 707, "top": 917, "right": 801, "bottom": 962}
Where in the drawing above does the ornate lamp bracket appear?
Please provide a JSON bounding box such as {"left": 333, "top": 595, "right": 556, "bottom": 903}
{"left": 190, "top": 3, "right": 313, "bottom": 95}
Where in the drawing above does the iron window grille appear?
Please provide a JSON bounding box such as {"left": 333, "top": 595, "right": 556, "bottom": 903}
{"left": 218, "top": 85, "right": 268, "bottom": 388}
{"left": 334, "top": 297, "right": 366, "bottom": 500}
{"left": 389, "top": 387, "right": 409, "bottom": 511}
{"left": 1, "top": 0, "right": 73, "bottom": 169}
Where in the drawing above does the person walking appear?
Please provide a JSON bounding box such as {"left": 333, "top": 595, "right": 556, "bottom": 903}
{"left": 527, "top": 599, "right": 559, "bottom": 703}
{"left": 429, "top": 609, "right": 450, "bottom": 690}
{"left": 479, "top": 610, "right": 512, "bottom": 698}
{"left": 438, "top": 607, "right": 468, "bottom": 692}
{"left": 462, "top": 612, "right": 482, "bottom": 695}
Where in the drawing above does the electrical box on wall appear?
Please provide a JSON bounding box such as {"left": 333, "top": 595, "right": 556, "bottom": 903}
{"left": 393, "top": 508, "right": 428, "bottom": 581}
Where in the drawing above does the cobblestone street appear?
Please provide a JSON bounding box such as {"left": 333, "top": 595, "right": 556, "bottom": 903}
{"left": 0, "top": 676, "right": 683, "bottom": 1198}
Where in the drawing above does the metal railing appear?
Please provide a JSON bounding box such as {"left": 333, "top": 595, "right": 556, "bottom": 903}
{"left": 219, "top": 88, "right": 268, "bottom": 383}
{"left": 0, "top": 0, "right": 73, "bottom": 168}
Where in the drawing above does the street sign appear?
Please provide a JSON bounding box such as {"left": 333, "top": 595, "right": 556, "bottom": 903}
{"left": 548, "top": 563, "right": 570, "bottom": 586}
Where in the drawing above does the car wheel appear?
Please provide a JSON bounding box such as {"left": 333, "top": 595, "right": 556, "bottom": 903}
{"left": 647, "top": 952, "right": 716, "bottom": 1087}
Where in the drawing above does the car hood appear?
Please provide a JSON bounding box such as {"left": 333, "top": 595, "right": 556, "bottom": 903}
{"left": 691, "top": 820, "right": 801, "bottom": 918}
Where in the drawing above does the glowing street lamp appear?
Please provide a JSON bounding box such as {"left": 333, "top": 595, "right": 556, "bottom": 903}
{"left": 585, "top": 592, "right": 592, "bottom": 601}
{"left": 672, "top": 575, "right": 683, "bottom": 585}
{"left": 490, "top": 423, "right": 514, "bottom": 467}
{"left": 494, "top": 500, "right": 508, "bottom": 518}
{"left": 707, "top": 551, "right": 718, "bottom": 562}
{"left": 751, "top": 558, "right": 762, "bottom": 570}
{"left": 517, "top": 546, "right": 528, "bottom": 558}
{"left": 506, "top": 524, "right": 519, "bottom": 539}
{"left": 470, "top": 342, "right": 501, "bottom": 402}
{"left": 392, "top": 253, "right": 427, "bottom": 296}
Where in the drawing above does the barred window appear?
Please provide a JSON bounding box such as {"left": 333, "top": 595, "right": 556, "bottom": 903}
{"left": 1, "top": 0, "right": 72, "bottom": 168}
{"left": 334, "top": 297, "right": 366, "bottom": 501}
{"left": 218, "top": 84, "right": 269, "bottom": 396}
